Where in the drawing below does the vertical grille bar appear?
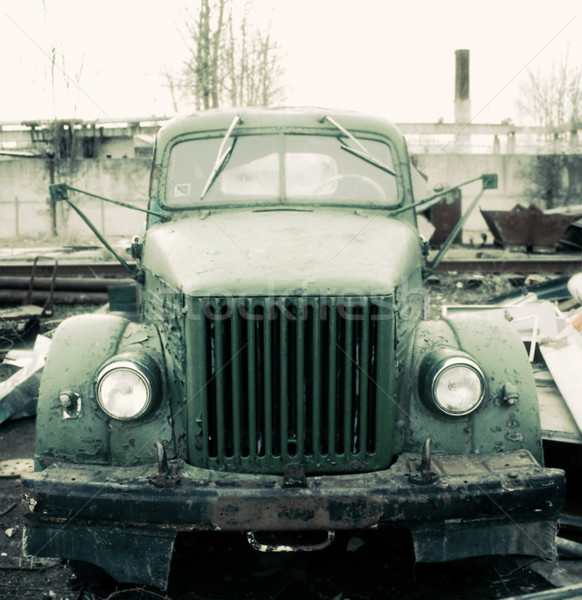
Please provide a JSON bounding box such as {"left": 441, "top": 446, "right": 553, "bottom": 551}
{"left": 311, "top": 301, "right": 321, "bottom": 459}
{"left": 369, "top": 306, "right": 380, "bottom": 454}
{"left": 199, "top": 304, "right": 210, "bottom": 463}
{"left": 295, "top": 299, "right": 305, "bottom": 458}
{"left": 359, "top": 304, "right": 370, "bottom": 455}
{"left": 343, "top": 307, "right": 354, "bottom": 455}
{"left": 279, "top": 303, "right": 289, "bottom": 459}
{"left": 263, "top": 301, "right": 273, "bottom": 456}
{"left": 327, "top": 301, "right": 337, "bottom": 459}
{"left": 230, "top": 302, "right": 242, "bottom": 457}
{"left": 246, "top": 302, "right": 257, "bottom": 458}
{"left": 214, "top": 309, "right": 226, "bottom": 459}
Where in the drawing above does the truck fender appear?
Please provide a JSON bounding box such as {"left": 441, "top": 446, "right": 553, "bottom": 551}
{"left": 406, "top": 313, "right": 543, "bottom": 463}
{"left": 35, "top": 313, "right": 173, "bottom": 468}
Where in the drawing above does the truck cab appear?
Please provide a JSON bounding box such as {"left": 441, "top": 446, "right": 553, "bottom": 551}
{"left": 22, "top": 108, "right": 564, "bottom": 589}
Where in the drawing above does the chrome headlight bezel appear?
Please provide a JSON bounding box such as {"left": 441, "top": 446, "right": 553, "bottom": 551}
{"left": 419, "top": 350, "right": 486, "bottom": 417}
{"left": 96, "top": 355, "right": 160, "bottom": 421}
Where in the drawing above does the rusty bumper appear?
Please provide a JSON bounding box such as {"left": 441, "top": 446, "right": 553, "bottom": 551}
{"left": 21, "top": 449, "right": 565, "bottom": 589}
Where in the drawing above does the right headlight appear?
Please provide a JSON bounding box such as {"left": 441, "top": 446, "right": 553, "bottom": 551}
{"left": 419, "top": 349, "right": 486, "bottom": 417}
{"left": 96, "top": 354, "right": 160, "bottom": 420}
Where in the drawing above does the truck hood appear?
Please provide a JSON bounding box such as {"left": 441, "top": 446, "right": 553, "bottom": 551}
{"left": 143, "top": 209, "right": 423, "bottom": 296}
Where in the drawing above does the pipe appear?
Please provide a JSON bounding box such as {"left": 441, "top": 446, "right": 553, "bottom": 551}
{"left": 0, "top": 290, "right": 108, "bottom": 305}
{"left": 557, "top": 537, "right": 582, "bottom": 559}
{"left": 0, "top": 276, "right": 134, "bottom": 292}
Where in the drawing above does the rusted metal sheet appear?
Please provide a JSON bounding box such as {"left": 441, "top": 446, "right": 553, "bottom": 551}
{"left": 427, "top": 189, "right": 462, "bottom": 247}
{"left": 481, "top": 204, "right": 578, "bottom": 251}
{"left": 413, "top": 520, "right": 557, "bottom": 563}
{"left": 23, "top": 521, "right": 175, "bottom": 590}
{"left": 560, "top": 218, "right": 582, "bottom": 251}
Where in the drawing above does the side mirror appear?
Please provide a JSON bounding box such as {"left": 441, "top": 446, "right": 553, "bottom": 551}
{"left": 128, "top": 236, "right": 143, "bottom": 260}
{"left": 482, "top": 174, "right": 498, "bottom": 190}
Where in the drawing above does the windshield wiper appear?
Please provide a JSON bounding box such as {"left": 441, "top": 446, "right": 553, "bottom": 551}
{"left": 200, "top": 114, "right": 242, "bottom": 201}
{"left": 321, "top": 115, "right": 396, "bottom": 177}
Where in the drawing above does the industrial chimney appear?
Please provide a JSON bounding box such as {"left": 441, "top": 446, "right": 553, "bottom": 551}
{"left": 455, "top": 49, "right": 471, "bottom": 125}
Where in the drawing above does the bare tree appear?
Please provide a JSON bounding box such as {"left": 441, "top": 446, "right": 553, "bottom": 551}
{"left": 518, "top": 51, "right": 582, "bottom": 138}
{"left": 518, "top": 52, "right": 582, "bottom": 209}
{"left": 179, "top": 0, "right": 225, "bottom": 110}
{"left": 171, "top": 0, "right": 284, "bottom": 111}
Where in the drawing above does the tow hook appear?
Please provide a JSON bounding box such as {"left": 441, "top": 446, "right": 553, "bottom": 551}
{"left": 149, "top": 441, "right": 180, "bottom": 488}
{"left": 246, "top": 531, "right": 335, "bottom": 552}
{"left": 408, "top": 438, "right": 439, "bottom": 485}
{"left": 282, "top": 463, "right": 308, "bottom": 488}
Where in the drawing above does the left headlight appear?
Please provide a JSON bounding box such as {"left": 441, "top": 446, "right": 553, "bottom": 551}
{"left": 419, "top": 350, "right": 486, "bottom": 417}
{"left": 96, "top": 355, "right": 160, "bottom": 420}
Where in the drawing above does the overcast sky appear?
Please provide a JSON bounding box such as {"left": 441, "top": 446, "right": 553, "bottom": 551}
{"left": 1, "top": 0, "right": 580, "bottom": 124}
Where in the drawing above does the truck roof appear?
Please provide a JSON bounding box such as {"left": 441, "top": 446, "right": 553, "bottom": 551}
{"left": 155, "top": 106, "right": 407, "bottom": 153}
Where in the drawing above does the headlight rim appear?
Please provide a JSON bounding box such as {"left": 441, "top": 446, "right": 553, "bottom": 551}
{"left": 96, "top": 354, "right": 160, "bottom": 421}
{"left": 420, "top": 350, "right": 486, "bottom": 417}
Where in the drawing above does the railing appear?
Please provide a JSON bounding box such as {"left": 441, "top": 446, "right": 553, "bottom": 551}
{"left": 1, "top": 118, "right": 580, "bottom": 156}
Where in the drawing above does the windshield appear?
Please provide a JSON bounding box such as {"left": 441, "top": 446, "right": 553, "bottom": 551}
{"left": 164, "top": 134, "right": 399, "bottom": 207}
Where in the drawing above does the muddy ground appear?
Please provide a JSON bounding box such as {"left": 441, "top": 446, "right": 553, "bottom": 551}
{"left": 0, "top": 274, "right": 578, "bottom": 600}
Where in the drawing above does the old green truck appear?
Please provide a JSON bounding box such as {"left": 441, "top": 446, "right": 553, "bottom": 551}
{"left": 22, "top": 108, "right": 564, "bottom": 589}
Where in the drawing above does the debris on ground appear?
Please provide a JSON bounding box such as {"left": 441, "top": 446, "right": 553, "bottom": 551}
{"left": 0, "top": 459, "right": 33, "bottom": 478}
{"left": 489, "top": 274, "right": 573, "bottom": 305}
{"left": 0, "top": 334, "right": 51, "bottom": 423}
{"left": 527, "top": 562, "right": 582, "bottom": 591}
{"left": 540, "top": 309, "right": 582, "bottom": 435}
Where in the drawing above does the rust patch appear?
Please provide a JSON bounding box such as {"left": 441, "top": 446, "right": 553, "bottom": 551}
{"left": 210, "top": 496, "right": 383, "bottom": 531}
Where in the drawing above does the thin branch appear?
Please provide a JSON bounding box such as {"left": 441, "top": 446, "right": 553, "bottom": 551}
{"left": 178, "top": 0, "right": 284, "bottom": 109}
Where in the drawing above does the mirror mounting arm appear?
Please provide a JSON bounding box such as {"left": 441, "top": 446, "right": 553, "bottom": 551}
{"left": 422, "top": 174, "right": 498, "bottom": 278}
{"left": 49, "top": 183, "right": 143, "bottom": 282}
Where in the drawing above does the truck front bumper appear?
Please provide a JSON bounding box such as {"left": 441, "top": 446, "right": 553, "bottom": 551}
{"left": 21, "top": 449, "right": 565, "bottom": 589}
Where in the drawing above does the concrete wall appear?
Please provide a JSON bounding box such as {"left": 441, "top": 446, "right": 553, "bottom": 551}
{"left": 0, "top": 159, "right": 52, "bottom": 238}
{"left": 0, "top": 152, "right": 549, "bottom": 243}
{"left": 0, "top": 157, "right": 150, "bottom": 242}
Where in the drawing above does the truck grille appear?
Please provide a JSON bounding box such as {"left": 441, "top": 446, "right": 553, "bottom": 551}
{"left": 186, "top": 296, "right": 395, "bottom": 474}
